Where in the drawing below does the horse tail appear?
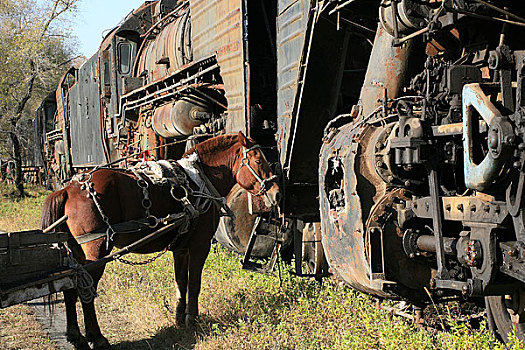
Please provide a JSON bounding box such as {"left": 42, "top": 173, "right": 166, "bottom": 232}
{"left": 40, "top": 188, "right": 69, "bottom": 323}
{"left": 40, "top": 188, "right": 69, "bottom": 233}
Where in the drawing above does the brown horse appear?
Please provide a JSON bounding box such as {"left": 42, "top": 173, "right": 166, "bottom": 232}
{"left": 40, "top": 132, "right": 279, "bottom": 350}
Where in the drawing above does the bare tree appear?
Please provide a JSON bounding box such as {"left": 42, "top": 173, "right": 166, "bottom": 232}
{"left": 0, "top": 0, "right": 78, "bottom": 197}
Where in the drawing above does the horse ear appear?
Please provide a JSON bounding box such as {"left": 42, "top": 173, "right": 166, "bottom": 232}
{"left": 238, "top": 131, "right": 248, "bottom": 147}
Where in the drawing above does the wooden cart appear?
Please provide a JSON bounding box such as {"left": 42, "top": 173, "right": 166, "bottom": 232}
{"left": 0, "top": 230, "right": 76, "bottom": 308}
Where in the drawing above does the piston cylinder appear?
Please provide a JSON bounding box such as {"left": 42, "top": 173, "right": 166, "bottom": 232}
{"left": 151, "top": 96, "right": 210, "bottom": 138}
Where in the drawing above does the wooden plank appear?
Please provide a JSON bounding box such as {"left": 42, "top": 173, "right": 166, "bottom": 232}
{"left": 0, "top": 271, "right": 75, "bottom": 308}
{"left": 8, "top": 232, "right": 20, "bottom": 265}
{"left": 0, "top": 230, "right": 69, "bottom": 248}
{"left": 0, "top": 246, "right": 69, "bottom": 286}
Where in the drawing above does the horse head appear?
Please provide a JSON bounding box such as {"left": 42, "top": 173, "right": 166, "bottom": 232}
{"left": 234, "top": 131, "right": 280, "bottom": 207}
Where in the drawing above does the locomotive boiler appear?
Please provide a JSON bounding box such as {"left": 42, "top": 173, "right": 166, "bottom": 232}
{"left": 33, "top": 0, "right": 525, "bottom": 342}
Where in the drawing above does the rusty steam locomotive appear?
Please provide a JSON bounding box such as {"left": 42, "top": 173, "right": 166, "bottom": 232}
{"left": 33, "top": 0, "right": 525, "bottom": 341}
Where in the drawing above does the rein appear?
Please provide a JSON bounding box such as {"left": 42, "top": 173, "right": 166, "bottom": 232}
{"left": 239, "top": 145, "right": 278, "bottom": 196}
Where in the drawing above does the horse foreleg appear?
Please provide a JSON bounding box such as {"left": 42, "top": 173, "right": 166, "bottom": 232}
{"left": 173, "top": 250, "right": 189, "bottom": 327}
{"left": 185, "top": 243, "right": 211, "bottom": 329}
{"left": 64, "top": 289, "right": 90, "bottom": 350}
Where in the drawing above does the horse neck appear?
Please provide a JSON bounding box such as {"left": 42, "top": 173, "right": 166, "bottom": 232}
{"left": 195, "top": 137, "right": 240, "bottom": 197}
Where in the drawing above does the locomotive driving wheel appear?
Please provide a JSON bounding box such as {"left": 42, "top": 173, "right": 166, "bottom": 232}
{"left": 486, "top": 286, "right": 525, "bottom": 342}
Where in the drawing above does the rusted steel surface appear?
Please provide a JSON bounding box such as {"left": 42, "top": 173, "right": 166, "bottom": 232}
{"left": 319, "top": 123, "right": 381, "bottom": 296}
{"left": 281, "top": 11, "right": 350, "bottom": 185}
{"left": 406, "top": 195, "right": 508, "bottom": 224}
{"left": 136, "top": 5, "right": 192, "bottom": 83}
{"left": 54, "top": 66, "right": 77, "bottom": 132}
{"left": 33, "top": 93, "right": 56, "bottom": 168}
{"left": 151, "top": 97, "right": 209, "bottom": 138}
{"left": 319, "top": 123, "right": 430, "bottom": 300}
{"left": 190, "top": 0, "right": 247, "bottom": 133}
{"left": 68, "top": 55, "right": 106, "bottom": 167}
{"left": 276, "top": 0, "right": 311, "bottom": 168}
{"left": 358, "top": 25, "right": 412, "bottom": 117}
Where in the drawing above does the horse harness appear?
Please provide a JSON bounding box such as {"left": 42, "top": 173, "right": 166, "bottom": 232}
{"left": 69, "top": 153, "right": 236, "bottom": 249}
{"left": 238, "top": 145, "right": 278, "bottom": 196}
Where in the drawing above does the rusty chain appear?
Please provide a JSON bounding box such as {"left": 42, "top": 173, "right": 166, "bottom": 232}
{"left": 116, "top": 248, "right": 168, "bottom": 266}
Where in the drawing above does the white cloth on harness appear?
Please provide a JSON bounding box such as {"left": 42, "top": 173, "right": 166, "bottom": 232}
{"left": 132, "top": 155, "right": 215, "bottom": 213}
{"left": 176, "top": 153, "right": 200, "bottom": 187}
{"left": 176, "top": 152, "right": 221, "bottom": 212}
{"left": 132, "top": 160, "right": 186, "bottom": 187}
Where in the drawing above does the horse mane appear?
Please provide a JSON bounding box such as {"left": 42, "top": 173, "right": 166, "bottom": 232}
{"left": 183, "top": 133, "right": 256, "bottom": 159}
{"left": 194, "top": 134, "right": 239, "bottom": 155}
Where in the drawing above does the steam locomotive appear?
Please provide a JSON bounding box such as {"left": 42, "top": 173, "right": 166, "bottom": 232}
{"left": 34, "top": 0, "right": 525, "bottom": 341}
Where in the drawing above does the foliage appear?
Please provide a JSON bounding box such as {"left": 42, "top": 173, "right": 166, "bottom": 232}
{"left": 0, "top": 0, "right": 78, "bottom": 196}
{"left": 0, "top": 0, "right": 78, "bottom": 119}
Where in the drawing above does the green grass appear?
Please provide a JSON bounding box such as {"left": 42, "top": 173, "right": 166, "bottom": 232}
{"left": 97, "top": 245, "right": 521, "bottom": 349}
{"left": 0, "top": 183, "right": 524, "bottom": 349}
{"left": 0, "top": 182, "right": 50, "bottom": 231}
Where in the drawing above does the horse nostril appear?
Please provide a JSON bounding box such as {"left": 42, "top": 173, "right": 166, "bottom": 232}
{"left": 275, "top": 192, "right": 281, "bottom": 204}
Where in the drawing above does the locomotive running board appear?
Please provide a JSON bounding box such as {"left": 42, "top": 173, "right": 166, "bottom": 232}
{"left": 240, "top": 217, "right": 282, "bottom": 275}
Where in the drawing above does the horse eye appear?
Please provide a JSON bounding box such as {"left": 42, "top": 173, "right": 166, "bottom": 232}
{"left": 255, "top": 159, "right": 262, "bottom": 164}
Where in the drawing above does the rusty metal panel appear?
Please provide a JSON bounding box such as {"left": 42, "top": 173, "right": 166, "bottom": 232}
{"left": 33, "top": 94, "right": 56, "bottom": 167}
{"left": 276, "top": 0, "right": 311, "bottom": 167}
{"left": 282, "top": 13, "right": 349, "bottom": 185}
{"left": 190, "top": 0, "right": 247, "bottom": 133}
{"left": 69, "top": 55, "right": 106, "bottom": 167}
{"left": 319, "top": 124, "right": 382, "bottom": 297}
{"left": 136, "top": 7, "right": 191, "bottom": 83}
{"left": 319, "top": 124, "right": 431, "bottom": 300}
{"left": 358, "top": 25, "right": 413, "bottom": 116}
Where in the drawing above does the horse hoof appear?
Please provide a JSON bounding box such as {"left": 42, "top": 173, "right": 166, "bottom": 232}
{"left": 91, "top": 337, "right": 111, "bottom": 350}
{"left": 176, "top": 303, "right": 186, "bottom": 327}
{"left": 185, "top": 313, "right": 197, "bottom": 330}
{"left": 66, "top": 333, "right": 90, "bottom": 350}
{"left": 176, "top": 312, "right": 185, "bottom": 327}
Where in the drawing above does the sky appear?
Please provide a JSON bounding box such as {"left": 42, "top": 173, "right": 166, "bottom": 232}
{"left": 73, "top": 0, "right": 148, "bottom": 57}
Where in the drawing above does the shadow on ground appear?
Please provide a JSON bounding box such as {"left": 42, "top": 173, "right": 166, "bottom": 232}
{"left": 111, "top": 314, "right": 225, "bottom": 350}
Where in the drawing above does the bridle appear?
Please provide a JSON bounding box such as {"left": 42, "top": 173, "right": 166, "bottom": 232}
{"left": 238, "top": 145, "right": 278, "bottom": 196}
